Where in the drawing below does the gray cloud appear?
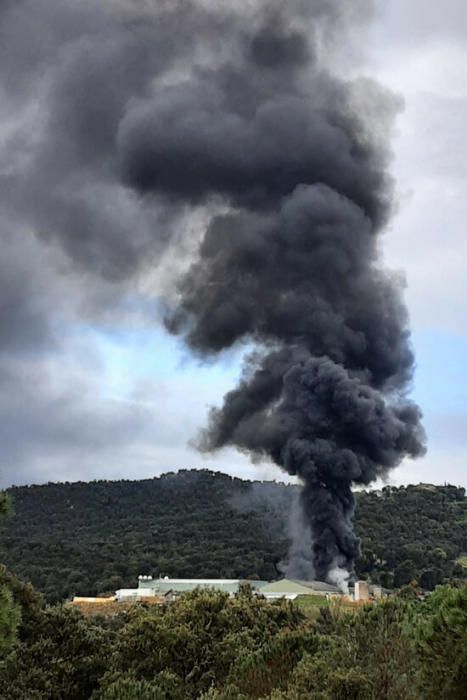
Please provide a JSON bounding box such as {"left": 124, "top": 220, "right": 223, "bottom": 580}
{"left": 0, "top": 227, "right": 55, "bottom": 355}
{"left": 375, "top": 2, "right": 467, "bottom": 47}
{"left": 0, "top": 0, "right": 463, "bottom": 508}
{"left": 0, "top": 359, "right": 177, "bottom": 488}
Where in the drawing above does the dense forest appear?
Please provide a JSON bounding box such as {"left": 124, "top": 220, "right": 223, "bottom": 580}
{"left": 0, "top": 470, "right": 466, "bottom": 602}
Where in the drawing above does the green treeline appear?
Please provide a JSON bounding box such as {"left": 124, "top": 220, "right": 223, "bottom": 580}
{"left": 0, "top": 473, "right": 466, "bottom": 698}
{"left": 0, "top": 566, "right": 466, "bottom": 700}
{"left": 0, "top": 471, "right": 466, "bottom": 602}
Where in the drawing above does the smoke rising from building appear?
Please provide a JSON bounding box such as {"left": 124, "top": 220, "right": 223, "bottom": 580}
{"left": 153, "top": 3, "right": 426, "bottom": 586}
{"left": 0, "top": 0, "right": 425, "bottom": 582}
{"left": 146, "top": 4, "right": 423, "bottom": 585}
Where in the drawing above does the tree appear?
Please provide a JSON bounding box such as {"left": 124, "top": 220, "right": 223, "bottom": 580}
{"left": 0, "top": 565, "right": 43, "bottom": 641}
{"left": 0, "top": 584, "right": 20, "bottom": 654}
{"left": 0, "top": 606, "right": 110, "bottom": 699}
{"left": 275, "top": 598, "right": 418, "bottom": 700}
{"left": 420, "top": 569, "right": 444, "bottom": 591}
{"left": 415, "top": 586, "right": 467, "bottom": 700}
{"left": 0, "top": 493, "right": 20, "bottom": 654}
{"left": 347, "top": 599, "right": 418, "bottom": 700}
{"left": 270, "top": 653, "right": 372, "bottom": 700}
{"left": 97, "top": 677, "right": 168, "bottom": 700}
{"left": 0, "top": 493, "right": 12, "bottom": 520}
{"left": 394, "top": 560, "right": 417, "bottom": 588}
{"left": 102, "top": 589, "right": 303, "bottom": 699}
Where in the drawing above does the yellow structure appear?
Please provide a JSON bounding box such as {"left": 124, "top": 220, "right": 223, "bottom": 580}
{"left": 72, "top": 596, "right": 115, "bottom": 604}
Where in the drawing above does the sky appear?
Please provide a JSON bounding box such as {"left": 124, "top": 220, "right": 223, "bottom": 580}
{"left": 366, "top": 2, "right": 467, "bottom": 486}
{"left": 0, "top": 0, "right": 465, "bottom": 489}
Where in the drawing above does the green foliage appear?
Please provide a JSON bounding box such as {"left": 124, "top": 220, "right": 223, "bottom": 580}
{"left": 201, "top": 687, "right": 250, "bottom": 700}
{"left": 0, "top": 606, "right": 111, "bottom": 699}
{"left": 0, "top": 584, "right": 20, "bottom": 654}
{"left": 96, "top": 677, "right": 167, "bottom": 700}
{"left": 0, "top": 471, "right": 291, "bottom": 603}
{"left": 230, "top": 629, "right": 318, "bottom": 698}
{"left": 0, "top": 493, "right": 12, "bottom": 520}
{"left": 0, "top": 576, "right": 463, "bottom": 700}
{"left": 342, "top": 599, "right": 418, "bottom": 699}
{"left": 0, "top": 473, "right": 465, "bottom": 603}
{"left": 0, "top": 497, "right": 21, "bottom": 655}
{"left": 100, "top": 588, "right": 304, "bottom": 700}
{"left": 355, "top": 483, "right": 467, "bottom": 589}
{"left": 271, "top": 653, "right": 372, "bottom": 700}
{"left": 415, "top": 585, "right": 467, "bottom": 699}
{"left": 1, "top": 473, "right": 465, "bottom": 698}
{"left": 294, "top": 594, "right": 329, "bottom": 612}
{"left": 0, "top": 565, "right": 43, "bottom": 641}
{"left": 274, "top": 598, "right": 419, "bottom": 700}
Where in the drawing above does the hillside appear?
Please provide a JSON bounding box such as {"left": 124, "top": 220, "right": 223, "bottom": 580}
{"left": 0, "top": 470, "right": 465, "bottom": 602}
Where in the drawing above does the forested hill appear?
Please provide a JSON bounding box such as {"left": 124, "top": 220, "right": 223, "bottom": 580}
{"left": 0, "top": 470, "right": 465, "bottom": 602}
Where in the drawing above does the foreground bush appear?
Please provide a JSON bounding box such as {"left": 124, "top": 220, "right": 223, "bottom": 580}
{"left": 0, "top": 572, "right": 465, "bottom": 699}
{"left": 415, "top": 585, "right": 467, "bottom": 700}
{"left": 0, "top": 606, "right": 110, "bottom": 700}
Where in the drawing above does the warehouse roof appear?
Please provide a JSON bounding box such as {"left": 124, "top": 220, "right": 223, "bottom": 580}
{"left": 257, "top": 579, "right": 341, "bottom": 597}
{"left": 137, "top": 577, "right": 267, "bottom": 595}
{"left": 259, "top": 579, "right": 329, "bottom": 596}
{"left": 294, "top": 580, "right": 341, "bottom": 593}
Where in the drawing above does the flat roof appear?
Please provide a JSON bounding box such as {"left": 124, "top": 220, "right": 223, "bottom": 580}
{"left": 146, "top": 579, "right": 242, "bottom": 584}
{"left": 136, "top": 578, "right": 267, "bottom": 594}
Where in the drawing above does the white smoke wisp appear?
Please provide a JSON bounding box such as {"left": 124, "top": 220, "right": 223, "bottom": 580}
{"left": 280, "top": 492, "right": 315, "bottom": 580}
{"left": 327, "top": 563, "right": 350, "bottom": 594}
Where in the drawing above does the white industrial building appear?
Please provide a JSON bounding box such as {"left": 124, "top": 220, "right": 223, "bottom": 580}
{"left": 115, "top": 575, "right": 341, "bottom": 602}
{"left": 115, "top": 576, "right": 266, "bottom": 601}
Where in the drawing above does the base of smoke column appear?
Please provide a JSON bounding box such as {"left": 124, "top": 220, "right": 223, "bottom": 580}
{"left": 326, "top": 565, "right": 350, "bottom": 595}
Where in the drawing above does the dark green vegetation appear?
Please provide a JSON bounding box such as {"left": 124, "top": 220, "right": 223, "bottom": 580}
{"left": 0, "top": 473, "right": 467, "bottom": 700}
{"left": 0, "top": 493, "right": 20, "bottom": 653}
{"left": 0, "top": 567, "right": 466, "bottom": 700}
{"left": 0, "top": 471, "right": 465, "bottom": 603}
{"left": 355, "top": 482, "right": 467, "bottom": 590}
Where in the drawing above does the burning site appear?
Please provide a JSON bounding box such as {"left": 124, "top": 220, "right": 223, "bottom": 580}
{"left": 1, "top": 1, "right": 466, "bottom": 698}
{"left": 117, "top": 0, "right": 426, "bottom": 590}
{"left": 0, "top": 0, "right": 426, "bottom": 587}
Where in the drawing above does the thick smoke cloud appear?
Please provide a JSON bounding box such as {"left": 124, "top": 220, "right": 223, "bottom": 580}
{"left": 0, "top": 0, "right": 425, "bottom": 583}
{"left": 148, "top": 3, "right": 423, "bottom": 585}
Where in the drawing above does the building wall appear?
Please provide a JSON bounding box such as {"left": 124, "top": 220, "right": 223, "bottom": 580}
{"left": 354, "top": 581, "right": 370, "bottom": 602}
{"left": 136, "top": 577, "right": 266, "bottom": 596}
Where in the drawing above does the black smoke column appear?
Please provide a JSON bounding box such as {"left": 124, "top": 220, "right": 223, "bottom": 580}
{"left": 118, "top": 2, "right": 426, "bottom": 588}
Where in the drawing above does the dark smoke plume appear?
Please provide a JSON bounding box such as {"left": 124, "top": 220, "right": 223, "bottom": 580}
{"left": 0, "top": 0, "right": 425, "bottom": 583}
{"left": 146, "top": 3, "right": 423, "bottom": 587}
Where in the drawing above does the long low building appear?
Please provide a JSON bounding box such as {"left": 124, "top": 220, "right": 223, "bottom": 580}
{"left": 115, "top": 576, "right": 340, "bottom": 602}
{"left": 75, "top": 577, "right": 389, "bottom": 608}
{"left": 115, "top": 576, "right": 267, "bottom": 601}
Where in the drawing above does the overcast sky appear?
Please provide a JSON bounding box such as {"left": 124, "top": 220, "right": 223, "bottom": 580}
{"left": 0, "top": 0, "right": 465, "bottom": 489}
